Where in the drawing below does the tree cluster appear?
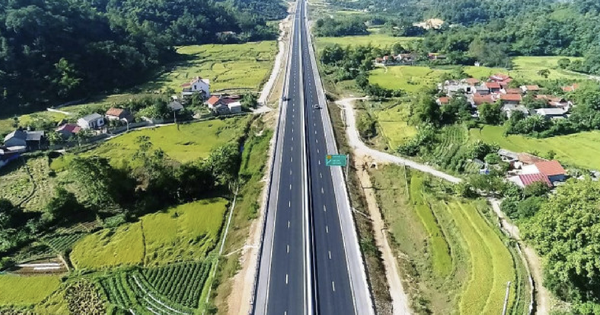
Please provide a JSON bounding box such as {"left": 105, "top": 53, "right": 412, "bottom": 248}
{"left": 314, "top": 17, "right": 369, "bottom": 37}
{"left": 0, "top": 0, "right": 280, "bottom": 116}
{"left": 523, "top": 178, "right": 600, "bottom": 313}
{"left": 320, "top": 44, "right": 402, "bottom": 98}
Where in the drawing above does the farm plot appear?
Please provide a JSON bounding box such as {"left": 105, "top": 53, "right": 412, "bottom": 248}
{"left": 470, "top": 125, "right": 600, "bottom": 170}
{"left": 316, "top": 34, "right": 419, "bottom": 49}
{"left": 52, "top": 118, "right": 246, "bottom": 170}
{"left": 70, "top": 198, "right": 228, "bottom": 270}
{"left": 142, "top": 198, "right": 228, "bottom": 266}
{"left": 409, "top": 175, "right": 452, "bottom": 278}
{"left": 142, "top": 261, "right": 213, "bottom": 308}
{"left": 446, "top": 201, "right": 516, "bottom": 315}
{"left": 0, "top": 156, "right": 58, "bottom": 212}
{"left": 70, "top": 222, "right": 145, "bottom": 270}
{"left": 0, "top": 274, "right": 61, "bottom": 307}
{"left": 100, "top": 270, "right": 198, "bottom": 315}
{"left": 369, "top": 66, "right": 450, "bottom": 93}
{"left": 148, "top": 42, "right": 277, "bottom": 93}
{"left": 426, "top": 125, "right": 482, "bottom": 174}
{"left": 43, "top": 233, "right": 87, "bottom": 254}
{"left": 369, "top": 165, "right": 523, "bottom": 314}
{"left": 375, "top": 103, "right": 417, "bottom": 148}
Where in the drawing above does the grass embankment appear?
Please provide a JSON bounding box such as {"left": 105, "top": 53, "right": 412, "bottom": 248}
{"left": 70, "top": 198, "right": 229, "bottom": 270}
{"left": 0, "top": 275, "right": 61, "bottom": 306}
{"left": 213, "top": 125, "right": 273, "bottom": 314}
{"left": 369, "top": 165, "right": 525, "bottom": 314}
{"left": 470, "top": 125, "right": 600, "bottom": 170}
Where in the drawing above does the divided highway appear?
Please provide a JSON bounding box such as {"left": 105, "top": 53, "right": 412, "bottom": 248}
{"left": 253, "top": 0, "right": 373, "bottom": 314}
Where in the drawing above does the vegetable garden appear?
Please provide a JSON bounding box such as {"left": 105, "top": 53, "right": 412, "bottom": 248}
{"left": 99, "top": 260, "right": 213, "bottom": 315}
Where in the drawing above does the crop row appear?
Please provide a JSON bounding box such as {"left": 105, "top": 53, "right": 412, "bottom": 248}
{"left": 142, "top": 261, "right": 212, "bottom": 308}
{"left": 43, "top": 233, "right": 86, "bottom": 253}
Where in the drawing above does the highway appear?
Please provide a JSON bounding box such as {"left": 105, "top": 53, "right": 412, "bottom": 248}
{"left": 253, "top": 0, "right": 373, "bottom": 314}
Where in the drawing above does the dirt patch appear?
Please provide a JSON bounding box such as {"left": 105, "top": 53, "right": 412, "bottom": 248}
{"left": 353, "top": 154, "right": 412, "bottom": 314}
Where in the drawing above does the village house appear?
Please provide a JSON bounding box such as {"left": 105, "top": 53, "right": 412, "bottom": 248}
{"left": 510, "top": 173, "right": 553, "bottom": 188}
{"left": 436, "top": 97, "right": 451, "bottom": 106}
{"left": 77, "top": 113, "right": 105, "bottom": 130}
{"left": 427, "top": 53, "right": 446, "bottom": 60}
{"left": 562, "top": 83, "right": 579, "bottom": 92}
{"left": 521, "top": 160, "right": 567, "bottom": 183}
{"left": 503, "top": 88, "right": 523, "bottom": 95}
{"left": 394, "top": 53, "right": 416, "bottom": 65}
{"left": 536, "top": 95, "right": 572, "bottom": 110}
{"left": 56, "top": 124, "right": 81, "bottom": 139}
{"left": 485, "top": 82, "right": 502, "bottom": 93}
{"left": 3, "top": 129, "right": 45, "bottom": 151}
{"left": 228, "top": 101, "right": 242, "bottom": 113}
{"left": 499, "top": 93, "right": 522, "bottom": 105}
{"left": 181, "top": 76, "right": 210, "bottom": 99}
{"left": 508, "top": 159, "right": 567, "bottom": 188}
{"left": 205, "top": 95, "right": 223, "bottom": 110}
{"left": 105, "top": 107, "right": 134, "bottom": 122}
{"left": 502, "top": 104, "right": 529, "bottom": 118}
{"left": 520, "top": 85, "right": 540, "bottom": 94}
{"left": 167, "top": 101, "right": 184, "bottom": 112}
{"left": 465, "top": 78, "right": 480, "bottom": 86}
{"left": 0, "top": 146, "right": 22, "bottom": 169}
{"left": 469, "top": 93, "right": 497, "bottom": 107}
{"left": 535, "top": 108, "right": 567, "bottom": 120}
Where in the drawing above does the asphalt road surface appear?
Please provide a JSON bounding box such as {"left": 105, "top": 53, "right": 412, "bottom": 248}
{"left": 253, "top": 0, "right": 372, "bottom": 314}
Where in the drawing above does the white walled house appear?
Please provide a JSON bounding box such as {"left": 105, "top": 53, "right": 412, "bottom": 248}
{"left": 77, "top": 113, "right": 105, "bottom": 129}
{"left": 182, "top": 76, "right": 210, "bottom": 99}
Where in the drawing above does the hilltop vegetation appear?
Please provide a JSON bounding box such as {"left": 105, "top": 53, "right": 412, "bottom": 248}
{"left": 0, "top": 0, "right": 284, "bottom": 115}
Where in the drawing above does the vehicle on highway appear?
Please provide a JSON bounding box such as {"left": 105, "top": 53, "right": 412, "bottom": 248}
{"left": 313, "top": 104, "right": 320, "bottom": 109}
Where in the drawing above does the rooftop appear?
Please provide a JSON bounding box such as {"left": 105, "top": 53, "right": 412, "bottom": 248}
{"left": 80, "top": 113, "right": 103, "bottom": 122}
{"left": 500, "top": 94, "right": 522, "bottom": 102}
{"left": 519, "top": 173, "right": 552, "bottom": 187}
{"left": 534, "top": 160, "right": 566, "bottom": 176}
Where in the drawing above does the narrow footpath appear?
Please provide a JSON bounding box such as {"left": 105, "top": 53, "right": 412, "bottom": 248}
{"left": 336, "top": 97, "right": 551, "bottom": 315}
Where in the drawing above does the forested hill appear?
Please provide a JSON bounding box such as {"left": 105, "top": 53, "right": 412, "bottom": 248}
{"left": 0, "top": 0, "right": 286, "bottom": 115}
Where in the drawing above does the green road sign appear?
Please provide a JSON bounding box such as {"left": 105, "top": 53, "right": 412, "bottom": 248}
{"left": 325, "top": 154, "right": 347, "bottom": 167}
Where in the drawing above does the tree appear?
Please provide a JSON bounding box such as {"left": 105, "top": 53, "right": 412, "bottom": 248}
{"left": 412, "top": 94, "right": 440, "bottom": 125}
{"left": 537, "top": 69, "right": 550, "bottom": 79}
{"left": 46, "top": 187, "right": 88, "bottom": 224}
{"left": 242, "top": 93, "right": 258, "bottom": 109}
{"left": 207, "top": 143, "right": 241, "bottom": 188}
{"left": 478, "top": 101, "right": 504, "bottom": 125}
{"left": 524, "top": 179, "right": 600, "bottom": 304}
{"left": 67, "top": 156, "right": 119, "bottom": 208}
{"left": 557, "top": 58, "right": 571, "bottom": 69}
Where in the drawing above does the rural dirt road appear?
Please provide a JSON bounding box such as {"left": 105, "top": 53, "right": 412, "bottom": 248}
{"left": 337, "top": 97, "right": 551, "bottom": 315}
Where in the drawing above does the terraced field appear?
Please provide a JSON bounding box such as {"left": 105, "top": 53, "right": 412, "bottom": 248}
{"left": 369, "top": 165, "right": 526, "bottom": 314}
{"left": 409, "top": 175, "right": 452, "bottom": 277}
{"left": 447, "top": 202, "right": 516, "bottom": 314}
{"left": 70, "top": 198, "right": 228, "bottom": 269}
{"left": 0, "top": 157, "right": 57, "bottom": 212}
